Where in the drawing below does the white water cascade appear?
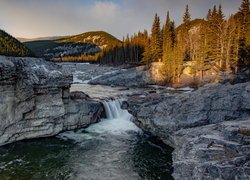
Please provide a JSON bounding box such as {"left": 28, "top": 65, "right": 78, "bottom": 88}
{"left": 103, "top": 99, "right": 130, "bottom": 119}
{"left": 86, "top": 99, "right": 141, "bottom": 135}
{"left": 59, "top": 99, "right": 141, "bottom": 141}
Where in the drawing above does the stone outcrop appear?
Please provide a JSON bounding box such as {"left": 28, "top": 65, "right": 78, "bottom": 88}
{"left": 0, "top": 56, "right": 103, "bottom": 146}
{"left": 125, "top": 82, "right": 250, "bottom": 179}
{"left": 89, "top": 66, "right": 152, "bottom": 87}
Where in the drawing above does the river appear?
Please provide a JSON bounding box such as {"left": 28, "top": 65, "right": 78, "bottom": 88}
{"left": 0, "top": 98, "right": 173, "bottom": 180}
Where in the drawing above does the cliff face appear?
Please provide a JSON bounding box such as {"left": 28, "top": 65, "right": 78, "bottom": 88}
{"left": 125, "top": 82, "right": 250, "bottom": 179}
{"left": 0, "top": 56, "right": 103, "bottom": 146}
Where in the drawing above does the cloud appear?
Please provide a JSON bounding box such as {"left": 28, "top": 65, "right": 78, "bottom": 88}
{"left": 91, "top": 1, "right": 119, "bottom": 20}
{"left": 0, "top": 0, "right": 242, "bottom": 39}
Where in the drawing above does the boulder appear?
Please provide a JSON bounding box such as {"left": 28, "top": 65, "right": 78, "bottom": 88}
{"left": 89, "top": 66, "right": 152, "bottom": 87}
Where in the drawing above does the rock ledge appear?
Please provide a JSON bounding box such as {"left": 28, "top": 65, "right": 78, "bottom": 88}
{"left": 125, "top": 82, "right": 250, "bottom": 179}
{"left": 0, "top": 56, "right": 103, "bottom": 146}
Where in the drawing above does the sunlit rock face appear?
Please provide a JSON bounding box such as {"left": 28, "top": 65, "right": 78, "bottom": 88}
{"left": 149, "top": 60, "right": 236, "bottom": 88}
{"left": 150, "top": 62, "right": 165, "bottom": 84}
{"left": 0, "top": 56, "right": 103, "bottom": 146}
{"left": 125, "top": 82, "right": 250, "bottom": 179}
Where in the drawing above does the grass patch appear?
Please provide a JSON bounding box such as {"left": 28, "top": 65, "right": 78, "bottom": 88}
{"left": 239, "top": 129, "right": 250, "bottom": 136}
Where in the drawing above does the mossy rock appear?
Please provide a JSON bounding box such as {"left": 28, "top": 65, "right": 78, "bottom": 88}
{"left": 239, "top": 129, "right": 250, "bottom": 136}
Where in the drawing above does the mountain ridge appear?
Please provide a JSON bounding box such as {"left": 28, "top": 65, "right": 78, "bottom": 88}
{"left": 24, "top": 31, "right": 121, "bottom": 60}
{"left": 58, "top": 31, "right": 121, "bottom": 49}
{"left": 17, "top": 36, "right": 69, "bottom": 43}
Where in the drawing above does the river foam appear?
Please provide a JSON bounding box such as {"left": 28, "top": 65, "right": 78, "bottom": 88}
{"left": 58, "top": 99, "right": 141, "bottom": 142}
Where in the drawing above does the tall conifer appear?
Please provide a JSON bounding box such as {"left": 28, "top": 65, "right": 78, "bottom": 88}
{"left": 182, "top": 5, "right": 191, "bottom": 61}
{"left": 238, "top": 0, "right": 250, "bottom": 69}
{"left": 151, "top": 14, "right": 162, "bottom": 62}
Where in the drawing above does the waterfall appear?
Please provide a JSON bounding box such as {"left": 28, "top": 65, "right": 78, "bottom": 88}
{"left": 85, "top": 99, "right": 140, "bottom": 135}
{"left": 102, "top": 99, "right": 129, "bottom": 120}
{"left": 59, "top": 99, "right": 141, "bottom": 141}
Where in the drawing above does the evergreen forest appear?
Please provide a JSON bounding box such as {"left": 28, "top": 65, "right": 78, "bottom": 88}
{"left": 0, "top": 30, "right": 34, "bottom": 57}
{"left": 98, "top": 0, "right": 250, "bottom": 84}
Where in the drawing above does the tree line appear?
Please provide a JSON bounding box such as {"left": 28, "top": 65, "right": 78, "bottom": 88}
{"left": 98, "top": 0, "right": 250, "bottom": 84}
{"left": 97, "top": 31, "right": 148, "bottom": 65}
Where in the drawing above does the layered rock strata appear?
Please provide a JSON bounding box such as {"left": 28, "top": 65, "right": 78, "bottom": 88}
{"left": 0, "top": 56, "right": 103, "bottom": 146}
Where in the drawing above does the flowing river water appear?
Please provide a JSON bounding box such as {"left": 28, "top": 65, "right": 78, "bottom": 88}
{"left": 0, "top": 74, "right": 174, "bottom": 179}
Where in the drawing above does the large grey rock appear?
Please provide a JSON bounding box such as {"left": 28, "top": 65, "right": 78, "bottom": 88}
{"left": 172, "top": 118, "right": 250, "bottom": 180}
{"left": 0, "top": 56, "right": 103, "bottom": 146}
{"left": 125, "top": 82, "right": 250, "bottom": 179}
{"left": 89, "top": 66, "right": 152, "bottom": 87}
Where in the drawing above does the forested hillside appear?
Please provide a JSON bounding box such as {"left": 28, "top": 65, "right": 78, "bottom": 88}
{"left": 59, "top": 31, "right": 121, "bottom": 49}
{"left": 97, "top": 31, "right": 148, "bottom": 65}
{"left": 98, "top": 0, "right": 250, "bottom": 85}
{"left": 0, "top": 30, "right": 34, "bottom": 57}
{"left": 25, "top": 31, "right": 121, "bottom": 61}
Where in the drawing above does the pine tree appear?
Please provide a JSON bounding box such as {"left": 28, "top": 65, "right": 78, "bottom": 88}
{"left": 142, "top": 38, "right": 152, "bottom": 66}
{"left": 161, "top": 12, "right": 176, "bottom": 83}
{"left": 162, "top": 11, "right": 171, "bottom": 52}
{"left": 207, "top": 9, "right": 212, "bottom": 20}
{"left": 239, "top": 0, "right": 250, "bottom": 35}
{"left": 218, "top": 4, "right": 225, "bottom": 21}
{"left": 163, "top": 21, "right": 176, "bottom": 83}
{"left": 218, "top": 4, "right": 226, "bottom": 69}
{"left": 182, "top": 4, "right": 191, "bottom": 61}
{"left": 151, "top": 14, "right": 162, "bottom": 62}
{"left": 225, "top": 15, "right": 239, "bottom": 72}
{"left": 198, "top": 21, "right": 209, "bottom": 80}
{"left": 238, "top": 0, "right": 250, "bottom": 69}
{"left": 183, "top": 5, "right": 191, "bottom": 28}
{"left": 206, "top": 5, "right": 227, "bottom": 70}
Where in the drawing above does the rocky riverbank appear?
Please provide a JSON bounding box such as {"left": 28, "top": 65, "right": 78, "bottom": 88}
{"left": 125, "top": 82, "right": 250, "bottom": 179}
{"left": 0, "top": 56, "right": 103, "bottom": 146}
{"left": 1, "top": 55, "right": 249, "bottom": 179}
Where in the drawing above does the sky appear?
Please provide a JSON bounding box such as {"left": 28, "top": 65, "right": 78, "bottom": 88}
{"left": 0, "top": 0, "right": 242, "bottom": 40}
